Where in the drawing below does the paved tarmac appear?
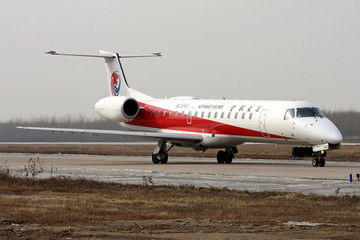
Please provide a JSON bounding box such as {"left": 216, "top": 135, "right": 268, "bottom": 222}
{"left": 1, "top": 153, "right": 360, "bottom": 196}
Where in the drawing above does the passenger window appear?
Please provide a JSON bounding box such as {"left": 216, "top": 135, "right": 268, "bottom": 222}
{"left": 163, "top": 111, "right": 166, "bottom": 117}
{"left": 284, "top": 109, "right": 295, "bottom": 120}
{"left": 227, "top": 112, "right": 231, "bottom": 119}
{"left": 221, "top": 112, "right": 224, "bottom": 118}
{"left": 242, "top": 113, "right": 245, "bottom": 119}
{"left": 194, "top": 111, "right": 198, "bottom": 118}
{"left": 157, "top": 110, "right": 160, "bottom": 117}
{"left": 151, "top": 110, "right": 154, "bottom": 117}
{"left": 174, "top": 111, "right": 178, "bottom": 117}
{"left": 249, "top": 113, "right": 253, "bottom": 119}
{"left": 181, "top": 111, "right": 185, "bottom": 117}
{"left": 208, "top": 112, "right": 211, "bottom": 118}
{"left": 201, "top": 112, "right": 205, "bottom": 118}
{"left": 214, "top": 112, "right": 218, "bottom": 118}
{"left": 235, "top": 112, "right": 238, "bottom": 119}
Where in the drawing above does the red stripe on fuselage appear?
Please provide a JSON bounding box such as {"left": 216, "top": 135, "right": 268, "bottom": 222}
{"left": 125, "top": 102, "right": 291, "bottom": 140}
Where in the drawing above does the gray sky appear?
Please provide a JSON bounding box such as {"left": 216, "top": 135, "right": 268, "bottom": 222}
{"left": 1, "top": 0, "right": 359, "bottom": 121}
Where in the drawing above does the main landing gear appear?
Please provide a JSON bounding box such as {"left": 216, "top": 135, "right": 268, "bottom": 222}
{"left": 152, "top": 140, "right": 173, "bottom": 164}
{"left": 216, "top": 147, "right": 237, "bottom": 164}
{"left": 151, "top": 140, "right": 238, "bottom": 165}
{"left": 152, "top": 152, "right": 168, "bottom": 164}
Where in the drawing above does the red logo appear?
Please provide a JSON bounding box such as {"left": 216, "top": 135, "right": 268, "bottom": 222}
{"left": 111, "top": 72, "right": 120, "bottom": 96}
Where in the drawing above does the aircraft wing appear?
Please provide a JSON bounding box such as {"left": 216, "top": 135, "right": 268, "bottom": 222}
{"left": 16, "top": 126, "right": 203, "bottom": 143}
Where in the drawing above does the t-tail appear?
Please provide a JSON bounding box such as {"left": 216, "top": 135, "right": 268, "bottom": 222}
{"left": 46, "top": 50, "right": 160, "bottom": 122}
{"left": 45, "top": 50, "right": 160, "bottom": 100}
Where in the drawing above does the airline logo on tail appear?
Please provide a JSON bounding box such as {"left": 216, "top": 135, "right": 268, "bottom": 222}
{"left": 111, "top": 71, "right": 120, "bottom": 96}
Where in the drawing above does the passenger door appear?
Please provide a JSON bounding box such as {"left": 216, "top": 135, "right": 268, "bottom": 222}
{"left": 259, "top": 109, "right": 270, "bottom": 138}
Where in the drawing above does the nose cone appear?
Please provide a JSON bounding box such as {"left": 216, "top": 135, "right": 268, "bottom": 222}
{"left": 326, "top": 128, "right": 343, "bottom": 144}
{"left": 303, "top": 118, "right": 343, "bottom": 145}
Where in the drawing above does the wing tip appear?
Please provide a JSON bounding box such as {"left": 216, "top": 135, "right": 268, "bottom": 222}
{"left": 45, "top": 50, "right": 58, "bottom": 55}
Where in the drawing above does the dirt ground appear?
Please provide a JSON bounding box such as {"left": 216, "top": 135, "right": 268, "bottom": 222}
{"left": 1, "top": 144, "right": 360, "bottom": 239}
{"left": 2, "top": 219, "right": 360, "bottom": 240}
{"left": 1, "top": 173, "right": 360, "bottom": 239}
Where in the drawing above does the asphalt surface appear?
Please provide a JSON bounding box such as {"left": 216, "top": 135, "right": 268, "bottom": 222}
{"left": 2, "top": 153, "right": 360, "bottom": 196}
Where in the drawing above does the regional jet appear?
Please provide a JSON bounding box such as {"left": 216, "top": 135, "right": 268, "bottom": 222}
{"left": 18, "top": 50, "right": 343, "bottom": 167}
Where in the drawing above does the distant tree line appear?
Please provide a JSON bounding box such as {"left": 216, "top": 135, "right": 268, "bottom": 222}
{"left": 0, "top": 110, "right": 359, "bottom": 142}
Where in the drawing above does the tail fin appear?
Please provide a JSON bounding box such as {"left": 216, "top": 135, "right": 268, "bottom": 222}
{"left": 97, "top": 51, "right": 130, "bottom": 97}
{"left": 46, "top": 50, "right": 160, "bottom": 100}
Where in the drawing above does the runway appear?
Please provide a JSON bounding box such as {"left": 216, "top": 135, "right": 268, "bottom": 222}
{"left": 1, "top": 153, "right": 360, "bottom": 196}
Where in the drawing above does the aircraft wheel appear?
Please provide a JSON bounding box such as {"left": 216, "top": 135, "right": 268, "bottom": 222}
{"left": 160, "top": 152, "right": 168, "bottom": 164}
{"left": 224, "top": 150, "right": 233, "bottom": 164}
{"left": 312, "top": 157, "right": 320, "bottom": 167}
{"left": 225, "top": 157, "right": 233, "bottom": 164}
{"left": 152, "top": 154, "right": 160, "bottom": 164}
{"left": 152, "top": 152, "right": 168, "bottom": 164}
{"left": 217, "top": 150, "right": 226, "bottom": 164}
{"left": 319, "top": 158, "right": 325, "bottom": 167}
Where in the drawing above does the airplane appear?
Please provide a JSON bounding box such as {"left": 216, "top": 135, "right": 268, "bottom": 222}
{"left": 18, "top": 50, "right": 343, "bottom": 167}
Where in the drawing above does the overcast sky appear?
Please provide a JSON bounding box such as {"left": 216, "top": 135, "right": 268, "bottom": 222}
{"left": 1, "top": 0, "right": 359, "bottom": 121}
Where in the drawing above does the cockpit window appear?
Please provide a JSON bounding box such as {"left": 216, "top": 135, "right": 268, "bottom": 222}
{"left": 284, "top": 109, "right": 295, "bottom": 120}
{"left": 296, "top": 107, "right": 326, "bottom": 118}
{"left": 297, "top": 108, "right": 314, "bottom": 118}
{"left": 312, "top": 108, "right": 325, "bottom": 118}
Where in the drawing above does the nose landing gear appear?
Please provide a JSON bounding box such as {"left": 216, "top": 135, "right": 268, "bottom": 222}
{"left": 312, "top": 151, "right": 326, "bottom": 167}
{"left": 312, "top": 156, "right": 325, "bottom": 167}
{"left": 292, "top": 147, "right": 327, "bottom": 167}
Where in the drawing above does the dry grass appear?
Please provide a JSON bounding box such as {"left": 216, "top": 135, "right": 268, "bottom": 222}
{"left": 1, "top": 172, "right": 359, "bottom": 225}
{"left": 0, "top": 143, "right": 359, "bottom": 161}
{"left": 1, "top": 172, "right": 360, "bottom": 239}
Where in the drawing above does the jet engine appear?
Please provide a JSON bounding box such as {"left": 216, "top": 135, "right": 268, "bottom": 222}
{"left": 94, "top": 96, "right": 139, "bottom": 122}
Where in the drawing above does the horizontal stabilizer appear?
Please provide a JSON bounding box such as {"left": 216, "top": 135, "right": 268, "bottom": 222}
{"left": 45, "top": 51, "right": 161, "bottom": 59}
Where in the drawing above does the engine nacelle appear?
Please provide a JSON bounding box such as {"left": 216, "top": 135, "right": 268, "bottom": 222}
{"left": 94, "top": 96, "right": 139, "bottom": 122}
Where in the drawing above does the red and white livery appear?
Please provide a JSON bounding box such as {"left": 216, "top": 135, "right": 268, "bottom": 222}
{"left": 18, "top": 50, "right": 342, "bottom": 166}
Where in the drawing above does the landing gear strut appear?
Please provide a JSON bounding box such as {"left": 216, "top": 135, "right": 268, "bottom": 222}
{"left": 152, "top": 140, "right": 173, "bottom": 164}
{"left": 216, "top": 147, "right": 237, "bottom": 164}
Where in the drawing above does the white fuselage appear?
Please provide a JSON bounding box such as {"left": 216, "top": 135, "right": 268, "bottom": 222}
{"left": 119, "top": 98, "right": 342, "bottom": 149}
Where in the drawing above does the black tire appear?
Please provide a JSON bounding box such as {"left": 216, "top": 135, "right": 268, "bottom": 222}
{"left": 152, "top": 152, "right": 168, "bottom": 164}
{"left": 160, "top": 152, "right": 168, "bottom": 164}
{"left": 312, "top": 157, "right": 319, "bottom": 167}
{"left": 319, "top": 158, "right": 325, "bottom": 167}
{"left": 152, "top": 154, "right": 160, "bottom": 164}
{"left": 225, "top": 151, "right": 233, "bottom": 164}
{"left": 217, "top": 150, "right": 226, "bottom": 164}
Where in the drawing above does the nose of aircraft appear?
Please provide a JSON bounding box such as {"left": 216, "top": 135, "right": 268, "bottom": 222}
{"left": 326, "top": 128, "right": 343, "bottom": 144}
{"left": 303, "top": 118, "right": 343, "bottom": 145}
